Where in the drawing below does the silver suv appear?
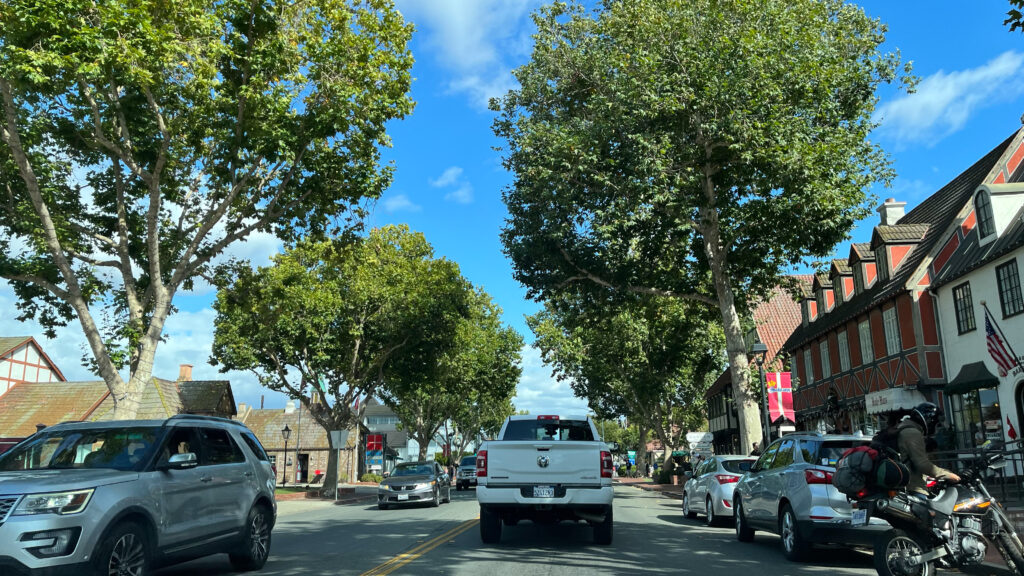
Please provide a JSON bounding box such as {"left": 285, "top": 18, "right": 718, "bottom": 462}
{"left": 732, "top": 433, "right": 889, "bottom": 561}
{"left": 0, "top": 415, "right": 276, "bottom": 575}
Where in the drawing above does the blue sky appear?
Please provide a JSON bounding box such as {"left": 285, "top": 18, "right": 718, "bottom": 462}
{"left": 4, "top": 0, "right": 1024, "bottom": 418}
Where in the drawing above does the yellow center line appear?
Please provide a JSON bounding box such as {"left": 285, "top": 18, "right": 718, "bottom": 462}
{"left": 360, "top": 517, "right": 479, "bottom": 576}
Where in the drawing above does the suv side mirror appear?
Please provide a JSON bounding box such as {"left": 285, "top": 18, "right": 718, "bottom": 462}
{"left": 160, "top": 452, "right": 198, "bottom": 470}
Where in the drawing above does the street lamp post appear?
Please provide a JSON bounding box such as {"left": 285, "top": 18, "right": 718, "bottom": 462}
{"left": 751, "top": 342, "right": 770, "bottom": 448}
{"left": 281, "top": 425, "right": 292, "bottom": 487}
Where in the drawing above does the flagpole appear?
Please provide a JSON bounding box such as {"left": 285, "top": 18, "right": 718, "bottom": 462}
{"left": 982, "top": 300, "right": 1022, "bottom": 361}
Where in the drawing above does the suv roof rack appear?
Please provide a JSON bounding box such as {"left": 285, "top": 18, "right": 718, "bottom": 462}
{"left": 166, "top": 414, "right": 246, "bottom": 427}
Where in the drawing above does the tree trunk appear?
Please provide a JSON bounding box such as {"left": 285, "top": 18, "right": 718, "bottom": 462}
{"left": 324, "top": 435, "right": 339, "bottom": 498}
{"left": 699, "top": 222, "right": 763, "bottom": 455}
{"left": 637, "top": 426, "right": 648, "bottom": 475}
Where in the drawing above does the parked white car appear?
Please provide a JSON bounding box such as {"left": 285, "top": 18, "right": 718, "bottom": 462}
{"left": 682, "top": 455, "right": 756, "bottom": 526}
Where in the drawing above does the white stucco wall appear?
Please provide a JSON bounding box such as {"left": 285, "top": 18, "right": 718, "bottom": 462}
{"left": 936, "top": 249, "right": 1024, "bottom": 447}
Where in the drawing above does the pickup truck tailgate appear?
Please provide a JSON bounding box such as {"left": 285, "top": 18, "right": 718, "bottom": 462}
{"left": 486, "top": 441, "right": 603, "bottom": 485}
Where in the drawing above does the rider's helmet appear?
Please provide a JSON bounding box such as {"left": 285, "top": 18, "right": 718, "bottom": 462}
{"left": 910, "top": 402, "right": 943, "bottom": 436}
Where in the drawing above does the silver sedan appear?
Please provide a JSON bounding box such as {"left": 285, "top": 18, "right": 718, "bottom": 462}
{"left": 682, "top": 455, "right": 756, "bottom": 526}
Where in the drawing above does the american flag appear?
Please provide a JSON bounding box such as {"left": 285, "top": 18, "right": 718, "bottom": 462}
{"left": 986, "top": 308, "right": 1020, "bottom": 377}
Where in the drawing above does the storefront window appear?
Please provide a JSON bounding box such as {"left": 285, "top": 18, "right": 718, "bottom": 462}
{"left": 949, "top": 389, "right": 1003, "bottom": 450}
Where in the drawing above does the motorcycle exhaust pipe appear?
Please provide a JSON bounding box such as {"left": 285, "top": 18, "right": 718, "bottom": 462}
{"left": 874, "top": 497, "right": 919, "bottom": 522}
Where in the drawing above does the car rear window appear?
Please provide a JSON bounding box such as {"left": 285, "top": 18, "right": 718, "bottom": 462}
{"left": 721, "top": 459, "right": 755, "bottom": 474}
{"left": 502, "top": 419, "right": 595, "bottom": 441}
{"left": 240, "top": 432, "right": 270, "bottom": 462}
{"left": 802, "top": 440, "right": 869, "bottom": 467}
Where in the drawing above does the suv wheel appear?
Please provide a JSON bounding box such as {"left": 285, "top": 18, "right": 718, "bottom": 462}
{"left": 735, "top": 499, "right": 754, "bottom": 542}
{"left": 94, "top": 521, "right": 149, "bottom": 576}
{"left": 780, "top": 504, "right": 810, "bottom": 562}
{"left": 229, "top": 504, "right": 272, "bottom": 571}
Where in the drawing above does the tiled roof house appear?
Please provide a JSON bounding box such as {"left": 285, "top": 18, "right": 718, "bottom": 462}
{"left": 0, "top": 336, "right": 66, "bottom": 392}
{"left": 705, "top": 276, "right": 810, "bottom": 454}
{"left": 0, "top": 364, "right": 235, "bottom": 452}
{"left": 783, "top": 128, "right": 1024, "bottom": 435}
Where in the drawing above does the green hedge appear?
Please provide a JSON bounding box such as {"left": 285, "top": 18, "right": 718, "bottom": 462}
{"left": 360, "top": 473, "right": 383, "bottom": 483}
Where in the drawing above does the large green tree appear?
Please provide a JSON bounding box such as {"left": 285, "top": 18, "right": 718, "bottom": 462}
{"left": 381, "top": 289, "right": 523, "bottom": 460}
{"left": 493, "top": 0, "right": 906, "bottom": 452}
{"left": 0, "top": 0, "right": 413, "bottom": 418}
{"left": 211, "top": 225, "right": 469, "bottom": 495}
{"left": 529, "top": 294, "right": 724, "bottom": 468}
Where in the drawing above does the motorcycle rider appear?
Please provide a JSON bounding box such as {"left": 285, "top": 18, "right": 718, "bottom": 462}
{"left": 898, "top": 402, "right": 960, "bottom": 495}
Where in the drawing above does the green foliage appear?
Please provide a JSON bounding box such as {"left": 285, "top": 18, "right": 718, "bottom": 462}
{"left": 361, "top": 473, "right": 383, "bottom": 483}
{"left": 0, "top": 0, "right": 413, "bottom": 397}
{"left": 380, "top": 289, "right": 522, "bottom": 460}
{"left": 1009, "top": 0, "right": 1024, "bottom": 32}
{"left": 529, "top": 294, "right": 723, "bottom": 451}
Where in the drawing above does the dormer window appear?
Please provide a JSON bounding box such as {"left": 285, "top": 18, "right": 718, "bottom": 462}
{"left": 976, "top": 190, "right": 995, "bottom": 238}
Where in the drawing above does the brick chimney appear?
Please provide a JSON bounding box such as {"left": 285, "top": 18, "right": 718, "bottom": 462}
{"left": 877, "top": 198, "right": 907, "bottom": 226}
{"left": 178, "top": 364, "right": 193, "bottom": 381}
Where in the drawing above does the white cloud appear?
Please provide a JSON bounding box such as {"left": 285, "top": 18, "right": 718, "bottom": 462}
{"left": 381, "top": 193, "right": 422, "bottom": 213}
{"left": 444, "top": 184, "right": 474, "bottom": 204}
{"left": 874, "top": 51, "right": 1024, "bottom": 145}
{"left": 429, "top": 166, "right": 464, "bottom": 188}
{"left": 395, "top": 0, "right": 542, "bottom": 107}
{"left": 511, "top": 345, "right": 590, "bottom": 416}
{"left": 429, "top": 166, "right": 474, "bottom": 204}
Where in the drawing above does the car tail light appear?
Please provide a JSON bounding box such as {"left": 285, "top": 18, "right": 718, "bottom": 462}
{"left": 271, "top": 464, "right": 277, "bottom": 476}
{"left": 476, "top": 450, "right": 488, "bottom": 478}
{"left": 714, "top": 474, "right": 739, "bottom": 484}
{"left": 804, "top": 469, "right": 834, "bottom": 485}
{"left": 601, "top": 451, "right": 613, "bottom": 478}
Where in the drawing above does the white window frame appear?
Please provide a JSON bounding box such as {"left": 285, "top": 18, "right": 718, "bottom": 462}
{"left": 858, "top": 320, "right": 874, "bottom": 365}
{"left": 804, "top": 349, "right": 814, "bottom": 385}
{"left": 883, "top": 307, "right": 900, "bottom": 356}
{"left": 837, "top": 330, "right": 851, "bottom": 372}
{"left": 819, "top": 340, "right": 831, "bottom": 379}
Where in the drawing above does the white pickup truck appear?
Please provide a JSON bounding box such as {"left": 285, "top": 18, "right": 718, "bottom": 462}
{"left": 475, "top": 414, "right": 614, "bottom": 544}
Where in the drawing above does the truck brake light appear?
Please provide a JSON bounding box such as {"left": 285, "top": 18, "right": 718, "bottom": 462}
{"left": 600, "top": 450, "right": 613, "bottom": 478}
{"left": 537, "top": 415, "right": 559, "bottom": 420}
{"left": 476, "top": 450, "right": 487, "bottom": 478}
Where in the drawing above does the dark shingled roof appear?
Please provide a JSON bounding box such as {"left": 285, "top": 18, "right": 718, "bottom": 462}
{"left": 784, "top": 131, "right": 1018, "bottom": 353}
{"left": 872, "top": 223, "right": 930, "bottom": 246}
{"left": 850, "top": 243, "right": 875, "bottom": 262}
{"left": 932, "top": 201, "right": 1024, "bottom": 290}
{"left": 830, "top": 260, "right": 852, "bottom": 277}
{"left": 178, "top": 380, "right": 236, "bottom": 416}
{"left": 812, "top": 273, "right": 832, "bottom": 290}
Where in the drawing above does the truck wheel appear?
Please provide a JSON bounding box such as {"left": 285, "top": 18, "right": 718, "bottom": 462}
{"left": 594, "top": 507, "right": 613, "bottom": 545}
{"left": 480, "top": 506, "right": 502, "bottom": 544}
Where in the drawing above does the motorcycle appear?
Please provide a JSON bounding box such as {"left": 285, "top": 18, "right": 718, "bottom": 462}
{"left": 853, "top": 451, "right": 1024, "bottom": 576}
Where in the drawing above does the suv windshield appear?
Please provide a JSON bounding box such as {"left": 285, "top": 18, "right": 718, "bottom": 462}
{"left": 392, "top": 464, "right": 433, "bottom": 476}
{"left": 0, "top": 427, "right": 161, "bottom": 472}
{"left": 502, "top": 419, "right": 594, "bottom": 441}
{"left": 460, "top": 455, "right": 477, "bottom": 467}
{"left": 801, "top": 439, "right": 869, "bottom": 468}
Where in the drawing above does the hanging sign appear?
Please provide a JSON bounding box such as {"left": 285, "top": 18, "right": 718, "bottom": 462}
{"left": 767, "top": 372, "right": 795, "bottom": 423}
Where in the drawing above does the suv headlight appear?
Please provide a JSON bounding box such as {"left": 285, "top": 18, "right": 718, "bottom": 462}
{"left": 14, "top": 489, "right": 94, "bottom": 516}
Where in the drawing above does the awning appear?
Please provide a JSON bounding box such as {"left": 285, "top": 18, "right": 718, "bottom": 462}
{"left": 945, "top": 361, "right": 1000, "bottom": 395}
{"left": 866, "top": 387, "right": 926, "bottom": 415}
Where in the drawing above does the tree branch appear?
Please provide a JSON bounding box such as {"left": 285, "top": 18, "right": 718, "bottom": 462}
{"left": 556, "top": 246, "right": 717, "bottom": 306}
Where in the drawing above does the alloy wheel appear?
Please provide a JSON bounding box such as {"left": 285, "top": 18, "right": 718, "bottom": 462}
{"left": 782, "top": 511, "right": 796, "bottom": 553}
{"left": 249, "top": 510, "right": 269, "bottom": 562}
{"left": 108, "top": 533, "right": 145, "bottom": 576}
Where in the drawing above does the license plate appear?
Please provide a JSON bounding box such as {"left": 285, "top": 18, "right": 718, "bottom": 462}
{"left": 397, "top": 494, "right": 409, "bottom": 501}
{"left": 851, "top": 508, "right": 868, "bottom": 526}
{"left": 533, "top": 486, "right": 554, "bottom": 498}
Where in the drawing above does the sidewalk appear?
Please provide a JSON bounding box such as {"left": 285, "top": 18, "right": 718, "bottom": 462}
{"left": 617, "top": 479, "right": 1014, "bottom": 575}
{"left": 275, "top": 483, "right": 378, "bottom": 508}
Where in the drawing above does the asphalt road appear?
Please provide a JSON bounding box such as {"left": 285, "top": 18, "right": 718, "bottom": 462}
{"left": 153, "top": 485, "right": 1005, "bottom": 576}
